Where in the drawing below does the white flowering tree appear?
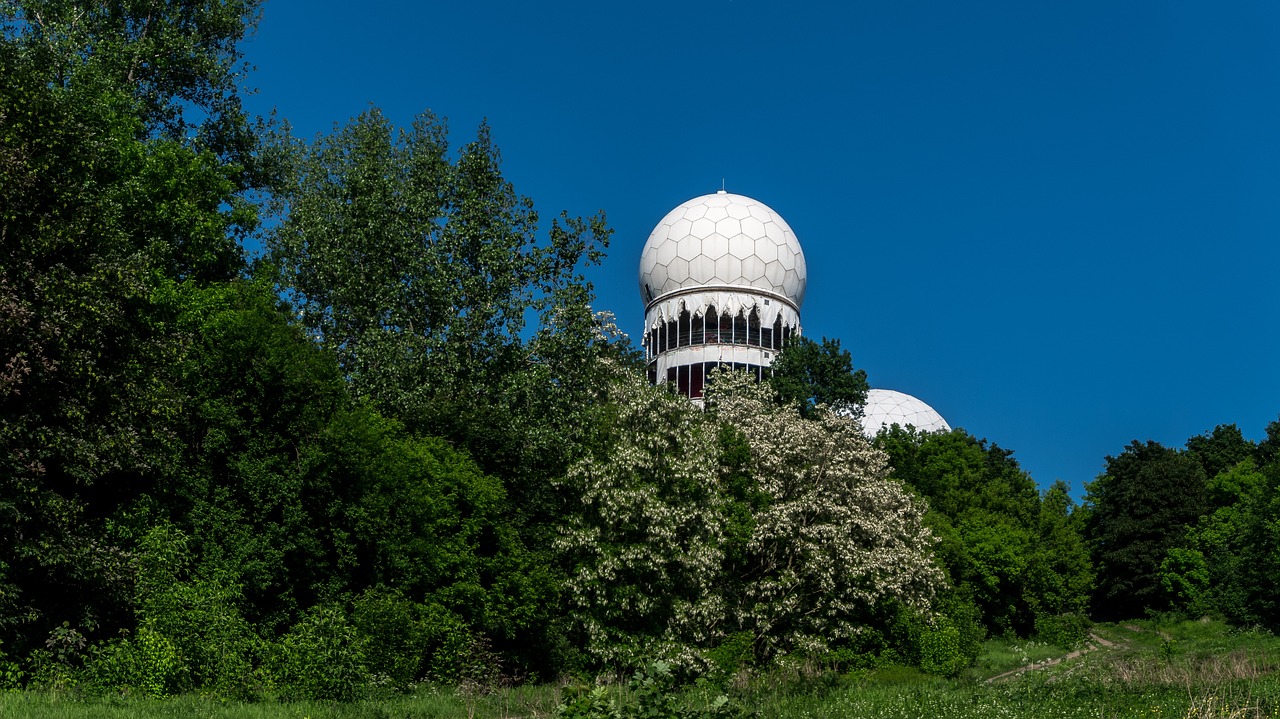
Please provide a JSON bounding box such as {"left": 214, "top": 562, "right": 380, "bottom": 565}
{"left": 555, "top": 362, "right": 728, "bottom": 669}
{"left": 707, "top": 370, "right": 942, "bottom": 662}
{"left": 557, "top": 364, "right": 943, "bottom": 671}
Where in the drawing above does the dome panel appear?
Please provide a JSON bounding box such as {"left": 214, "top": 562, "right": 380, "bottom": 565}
{"left": 703, "top": 233, "right": 729, "bottom": 257}
{"left": 715, "top": 217, "right": 742, "bottom": 238}
{"left": 690, "top": 217, "right": 716, "bottom": 239}
{"left": 656, "top": 236, "right": 679, "bottom": 264}
{"left": 741, "top": 255, "right": 766, "bottom": 281}
{"left": 668, "top": 256, "right": 690, "bottom": 283}
{"left": 714, "top": 254, "right": 743, "bottom": 280}
{"left": 689, "top": 255, "right": 716, "bottom": 281}
{"left": 648, "top": 263, "right": 669, "bottom": 291}
{"left": 727, "top": 203, "right": 750, "bottom": 219}
{"left": 764, "top": 262, "right": 785, "bottom": 285}
{"left": 685, "top": 204, "right": 708, "bottom": 220}
{"left": 705, "top": 205, "right": 729, "bottom": 222}
{"left": 782, "top": 269, "right": 800, "bottom": 298}
{"left": 740, "top": 216, "right": 765, "bottom": 239}
{"left": 677, "top": 234, "right": 701, "bottom": 259}
{"left": 727, "top": 233, "right": 754, "bottom": 258}
{"left": 640, "top": 245, "right": 657, "bottom": 270}
{"left": 777, "top": 246, "right": 796, "bottom": 270}
{"left": 669, "top": 217, "right": 693, "bottom": 240}
{"left": 755, "top": 237, "right": 779, "bottom": 263}
{"left": 748, "top": 204, "right": 772, "bottom": 222}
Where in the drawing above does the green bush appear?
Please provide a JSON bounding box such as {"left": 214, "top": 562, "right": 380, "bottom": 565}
{"left": 83, "top": 624, "right": 183, "bottom": 697}
{"left": 555, "top": 661, "right": 750, "bottom": 719}
{"left": 271, "top": 604, "right": 369, "bottom": 701}
{"left": 917, "top": 616, "right": 967, "bottom": 677}
{"left": 1034, "top": 612, "right": 1091, "bottom": 649}
{"left": 704, "top": 632, "right": 755, "bottom": 683}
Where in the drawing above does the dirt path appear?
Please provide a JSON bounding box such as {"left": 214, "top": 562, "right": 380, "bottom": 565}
{"left": 984, "top": 628, "right": 1136, "bottom": 683}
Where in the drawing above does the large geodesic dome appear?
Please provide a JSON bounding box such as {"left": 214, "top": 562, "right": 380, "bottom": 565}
{"left": 860, "top": 389, "right": 951, "bottom": 437}
{"left": 638, "top": 191, "right": 807, "bottom": 307}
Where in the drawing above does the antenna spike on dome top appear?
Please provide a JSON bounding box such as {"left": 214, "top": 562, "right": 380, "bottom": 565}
{"left": 718, "top": 178, "right": 726, "bottom": 194}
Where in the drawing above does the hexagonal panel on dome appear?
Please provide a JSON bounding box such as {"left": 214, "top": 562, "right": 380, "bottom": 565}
{"left": 755, "top": 237, "right": 779, "bottom": 263}
{"left": 702, "top": 233, "right": 729, "bottom": 257}
{"left": 782, "top": 269, "right": 800, "bottom": 298}
{"left": 727, "top": 233, "right": 754, "bottom": 259}
{"left": 715, "top": 217, "right": 742, "bottom": 238}
{"left": 667, "top": 256, "right": 690, "bottom": 283}
{"left": 714, "top": 253, "right": 743, "bottom": 281}
{"left": 740, "top": 216, "right": 765, "bottom": 239}
{"left": 676, "top": 234, "right": 701, "bottom": 259}
{"left": 684, "top": 204, "right": 708, "bottom": 220}
{"left": 641, "top": 245, "right": 657, "bottom": 268}
{"left": 777, "top": 247, "right": 796, "bottom": 270}
{"left": 690, "top": 217, "right": 716, "bottom": 239}
{"left": 705, "top": 205, "right": 729, "bottom": 222}
{"left": 727, "top": 203, "right": 749, "bottom": 219}
{"left": 647, "top": 263, "right": 669, "bottom": 291}
{"left": 748, "top": 204, "right": 772, "bottom": 222}
{"left": 689, "top": 255, "right": 715, "bottom": 281}
{"left": 656, "top": 237, "right": 678, "bottom": 265}
{"left": 741, "top": 255, "right": 766, "bottom": 281}
{"left": 764, "top": 262, "right": 785, "bottom": 286}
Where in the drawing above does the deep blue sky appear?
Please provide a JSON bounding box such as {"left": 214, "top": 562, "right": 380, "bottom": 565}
{"left": 240, "top": 0, "right": 1280, "bottom": 498}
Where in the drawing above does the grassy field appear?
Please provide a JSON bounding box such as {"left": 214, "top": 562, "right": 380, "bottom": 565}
{"left": 3, "top": 619, "right": 1278, "bottom": 718}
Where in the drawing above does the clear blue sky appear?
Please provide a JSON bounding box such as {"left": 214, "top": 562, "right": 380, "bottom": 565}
{"left": 240, "top": 0, "right": 1280, "bottom": 498}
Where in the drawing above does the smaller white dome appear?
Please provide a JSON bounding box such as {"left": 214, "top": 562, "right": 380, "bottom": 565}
{"left": 860, "top": 389, "right": 950, "bottom": 437}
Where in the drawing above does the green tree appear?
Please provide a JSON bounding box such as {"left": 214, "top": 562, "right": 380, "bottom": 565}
{"left": 555, "top": 360, "right": 727, "bottom": 670}
{"left": 1166, "top": 456, "right": 1280, "bottom": 626}
{"left": 1084, "top": 440, "right": 1207, "bottom": 620}
{"left": 1023, "top": 481, "right": 1094, "bottom": 635}
{"left": 1186, "top": 424, "right": 1255, "bottom": 487}
{"left": 708, "top": 370, "right": 942, "bottom": 663}
{"left": 768, "top": 336, "right": 868, "bottom": 418}
{"left": 266, "top": 108, "right": 621, "bottom": 537}
{"left": 0, "top": 0, "right": 263, "bottom": 658}
{"left": 876, "top": 428, "right": 1093, "bottom": 644}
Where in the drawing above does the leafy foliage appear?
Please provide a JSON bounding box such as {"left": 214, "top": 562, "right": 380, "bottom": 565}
{"left": 559, "top": 365, "right": 942, "bottom": 672}
{"left": 874, "top": 427, "right": 1091, "bottom": 639}
{"left": 1084, "top": 441, "right": 1207, "bottom": 620}
{"left": 767, "top": 336, "right": 868, "bottom": 418}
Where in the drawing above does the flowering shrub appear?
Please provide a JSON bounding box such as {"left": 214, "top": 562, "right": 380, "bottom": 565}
{"left": 556, "top": 363, "right": 728, "bottom": 669}
{"left": 558, "top": 363, "right": 943, "bottom": 672}
{"left": 707, "top": 371, "right": 943, "bottom": 661}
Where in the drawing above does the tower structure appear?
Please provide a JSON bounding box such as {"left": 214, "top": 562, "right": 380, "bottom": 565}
{"left": 638, "top": 190, "right": 806, "bottom": 398}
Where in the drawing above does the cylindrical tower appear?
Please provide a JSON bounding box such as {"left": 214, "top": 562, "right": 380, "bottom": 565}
{"left": 638, "top": 190, "right": 807, "bottom": 398}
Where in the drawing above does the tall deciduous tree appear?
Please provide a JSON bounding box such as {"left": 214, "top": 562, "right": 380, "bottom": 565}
{"left": 768, "top": 336, "right": 868, "bottom": 418}
{"left": 707, "top": 370, "right": 941, "bottom": 662}
{"left": 266, "top": 108, "right": 621, "bottom": 534}
{"left": 558, "top": 365, "right": 942, "bottom": 672}
{"left": 874, "top": 427, "right": 1085, "bottom": 637}
{"left": 1, "top": 0, "right": 264, "bottom": 655}
{"left": 1084, "top": 440, "right": 1207, "bottom": 620}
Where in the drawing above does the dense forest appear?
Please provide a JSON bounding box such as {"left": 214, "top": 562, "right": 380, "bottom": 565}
{"left": 3, "top": 0, "right": 1279, "bottom": 702}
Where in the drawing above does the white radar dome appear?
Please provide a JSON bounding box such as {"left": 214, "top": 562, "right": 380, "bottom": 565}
{"left": 861, "top": 389, "right": 951, "bottom": 437}
{"left": 638, "top": 191, "right": 807, "bottom": 308}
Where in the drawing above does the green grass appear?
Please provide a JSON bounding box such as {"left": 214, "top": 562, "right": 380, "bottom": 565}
{"left": 4, "top": 619, "right": 1279, "bottom": 718}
